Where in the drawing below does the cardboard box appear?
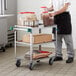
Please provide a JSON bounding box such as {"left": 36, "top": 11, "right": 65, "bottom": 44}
{"left": 22, "top": 34, "right": 52, "bottom": 44}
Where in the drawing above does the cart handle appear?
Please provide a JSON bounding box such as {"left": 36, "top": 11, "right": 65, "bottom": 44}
{"left": 9, "top": 26, "right": 14, "bottom": 31}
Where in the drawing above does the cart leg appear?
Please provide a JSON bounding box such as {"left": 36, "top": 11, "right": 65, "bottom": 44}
{"left": 39, "top": 28, "right": 41, "bottom": 50}
{"left": 29, "top": 33, "right": 34, "bottom": 70}
{"left": 49, "top": 25, "right": 57, "bottom": 65}
{"left": 14, "top": 31, "right": 17, "bottom": 58}
{"left": 38, "top": 28, "right": 41, "bottom": 63}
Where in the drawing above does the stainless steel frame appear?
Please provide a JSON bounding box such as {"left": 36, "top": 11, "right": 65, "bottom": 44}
{"left": 13, "top": 25, "right": 57, "bottom": 70}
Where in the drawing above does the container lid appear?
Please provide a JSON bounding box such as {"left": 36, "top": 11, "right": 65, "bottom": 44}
{"left": 41, "top": 6, "right": 47, "bottom": 8}
{"left": 42, "top": 11, "right": 48, "bottom": 13}
{"left": 19, "top": 12, "right": 35, "bottom": 14}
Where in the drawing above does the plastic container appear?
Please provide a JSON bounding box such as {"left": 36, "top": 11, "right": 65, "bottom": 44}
{"left": 42, "top": 11, "right": 50, "bottom": 26}
{"left": 18, "top": 12, "right": 31, "bottom": 26}
{"left": 17, "top": 12, "right": 38, "bottom": 27}
{"left": 41, "top": 11, "right": 54, "bottom": 27}
{"left": 40, "top": 6, "right": 48, "bottom": 13}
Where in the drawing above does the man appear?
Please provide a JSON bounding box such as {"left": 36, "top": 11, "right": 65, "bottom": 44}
{"left": 48, "top": 0, "right": 74, "bottom": 63}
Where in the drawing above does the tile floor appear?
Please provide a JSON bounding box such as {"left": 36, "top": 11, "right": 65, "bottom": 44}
{"left": 0, "top": 46, "right": 76, "bottom": 76}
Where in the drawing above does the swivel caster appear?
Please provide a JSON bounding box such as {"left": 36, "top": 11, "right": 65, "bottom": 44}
{"left": 29, "top": 63, "right": 33, "bottom": 70}
{"left": 1, "top": 47, "right": 5, "bottom": 52}
{"left": 16, "top": 59, "right": 21, "bottom": 67}
{"left": 49, "top": 56, "right": 55, "bottom": 65}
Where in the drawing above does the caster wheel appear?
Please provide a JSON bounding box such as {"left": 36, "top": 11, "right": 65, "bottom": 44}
{"left": 9, "top": 43, "right": 13, "bottom": 47}
{"left": 37, "top": 60, "right": 40, "bottom": 63}
{"left": 49, "top": 57, "right": 53, "bottom": 65}
{"left": 1, "top": 47, "right": 5, "bottom": 52}
{"left": 49, "top": 56, "right": 55, "bottom": 65}
{"left": 16, "top": 59, "right": 21, "bottom": 67}
{"left": 29, "top": 63, "right": 33, "bottom": 70}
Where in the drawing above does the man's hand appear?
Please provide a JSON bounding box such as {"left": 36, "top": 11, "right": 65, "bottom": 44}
{"left": 49, "top": 13, "right": 55, "bottom": 17}
{"left": 49, "top": 12, "right": 56, "bottom": 17}
{"left": 48, "top": 5, "right": 54, "bottom": 11}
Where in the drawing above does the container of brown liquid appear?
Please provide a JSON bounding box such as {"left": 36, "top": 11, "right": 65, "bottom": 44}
{"left": 42, "top": 11, "right": 54, "bottom": 27}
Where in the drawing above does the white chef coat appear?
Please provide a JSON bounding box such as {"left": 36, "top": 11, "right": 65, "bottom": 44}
{"left": 49, "top": 0, "right": 71, "bottom": 12}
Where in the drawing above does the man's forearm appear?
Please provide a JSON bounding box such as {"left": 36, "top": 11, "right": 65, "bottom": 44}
{"left": 54, "top": 3, "right": 70, "bottom": 15}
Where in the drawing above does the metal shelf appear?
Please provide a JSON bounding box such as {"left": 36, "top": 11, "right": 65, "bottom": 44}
{"left": 16, "top": 40, "right": 56, "bottom": 45}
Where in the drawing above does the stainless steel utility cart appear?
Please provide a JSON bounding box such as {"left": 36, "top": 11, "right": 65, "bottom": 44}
{"left": 10, "top": 24, "right": 57, "bottom": 70}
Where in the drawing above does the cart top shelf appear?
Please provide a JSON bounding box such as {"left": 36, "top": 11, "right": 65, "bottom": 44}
{"left": 10, "top": 24, "right": 57, "bottom": 33}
